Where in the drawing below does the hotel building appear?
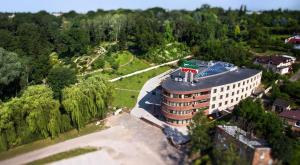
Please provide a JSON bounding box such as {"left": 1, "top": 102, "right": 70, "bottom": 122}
{"left": 161, "top": 60, "right": 262, "bottom": 126}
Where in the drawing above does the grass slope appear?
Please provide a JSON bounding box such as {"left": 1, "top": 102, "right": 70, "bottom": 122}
{"left": 112, "top": 66, "right": 170, "bottom": 108}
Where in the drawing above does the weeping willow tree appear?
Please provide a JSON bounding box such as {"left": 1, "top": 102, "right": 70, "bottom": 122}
{"left": 0, "top": 85, "right": 61, "bottom": 151}
{"left": 62, "top": 75, "right": 114, "bottom": 129}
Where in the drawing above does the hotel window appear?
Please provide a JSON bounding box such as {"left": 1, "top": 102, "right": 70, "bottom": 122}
{"left": 236, "top": 97, "right": 239, "bottom": 101}
{"left": 246, "top": 87, "right": 248, "bottom": 90}
{"left": 247, "top": 80, "right": 249, "bottom": 84}
{"left": 232, "top": 92, "right": 234, "bottom": 96}
{"left": 226, "top": 93, "right": 229, "bottom": 98}
{"left": 231, "top": 99, "right": 234, "bottom": 103}
{"left": 243, "top": 81, "right": 245, "bottom": 85}
{"left": 225, "top": 101, "right": 228, "bottom": 105}
{"left": 213, "top": 89, "right": 217, "bottom": 93}
{"left": 241, "top": 96, "right": 243, "bottom": 99}
{"left": 219, "top": 102, "right": 222, "bottom": 107}
{"left": 242, "top": 88, "right": 244, "bottom": 92}
{"left": 238, "top": 83, "right": 240, "bottom": 87}
{"left": 212, "top": 104, "right": 215, "bottom": 109}
{"left": 212, "top": 97, "right": 216, "bottom": 101}
{"left": 227, "top": 86, "right": 230, "bottom": 90}
{"left": 233, "top": 84, "right": 236, "bottom": 89}
{"left": 237, "top": 90, "right": 240, "bottom": 94}
{"left": 220, "top": 95, "right": 223, "bottom": 99}
{"left": 221, "top": 87, "right": 224, "bottom": 92}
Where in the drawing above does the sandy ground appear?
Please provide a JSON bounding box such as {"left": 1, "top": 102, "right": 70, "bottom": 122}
{"left": 0, "top": 113, "right": 184, "bottom": 165}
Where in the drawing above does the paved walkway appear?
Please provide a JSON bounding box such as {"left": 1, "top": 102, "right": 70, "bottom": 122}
{"left": 115, "top": 88, "right": 140, "bottom": 92}
{"left": 0, "top": 114, "right": 184, "bottom": 165}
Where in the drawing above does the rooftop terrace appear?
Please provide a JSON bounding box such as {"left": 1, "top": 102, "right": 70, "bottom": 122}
{"left": 188, "top": 60, "right": 237, "bottom": 79}
{"left": 162, "top": 60, "right": 261, "bottom": 91}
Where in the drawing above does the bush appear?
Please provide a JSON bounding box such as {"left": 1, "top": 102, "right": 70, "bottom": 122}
{"left": 91, "top": 57, "right": 105, "bottom": 69}
{"left": 145, "top": 42, "right": 190, "bottom": 63}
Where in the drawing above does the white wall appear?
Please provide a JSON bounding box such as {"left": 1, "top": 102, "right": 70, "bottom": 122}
{"left": 209, "top": 72, "right": 262, "bottom": 114}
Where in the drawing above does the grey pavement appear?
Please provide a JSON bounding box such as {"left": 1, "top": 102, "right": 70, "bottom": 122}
{"left": 0, "top": 113, "right": 184, "bottom": 165}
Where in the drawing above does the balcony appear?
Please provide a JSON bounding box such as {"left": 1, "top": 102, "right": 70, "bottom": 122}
{"left": 161, "top": 103, "right": 194, "bottom": 111}
{"left": 193, "top": 102, "right": 210, "bottom": 109}
{"left": 162, "top": 94, "right": 210, "bottom": 102}
{"left": 161, "top": 101, "right": 210, "bottom": 111}
{"left": 162, "top": 110, "right": 194, "bottom": 120}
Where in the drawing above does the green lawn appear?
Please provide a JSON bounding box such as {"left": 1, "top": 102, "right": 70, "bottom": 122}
{"left": 93, "top": 54, "right": 150, "bottom": 79}
{"left": 117, "top": 57, "right": 150, "bottom": 76}
{"left": 80, "top": 51, "right": 153, "bottom": 80}
{"left": 0, "top": 123, "right": 105, "bottom": 161}
{"left": 27, "top": 147, "right": 98, "bottom": 165}
{"left": 115, "top": 51, "right": 133, "bottom": 65}
{"left": 112, "top": 66, "right": 170, "bottom": 108}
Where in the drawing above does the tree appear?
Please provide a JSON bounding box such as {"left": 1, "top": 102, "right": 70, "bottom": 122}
{"left": 163, "top": 20, "right": 174, "bottom": 43}
{"left": 232, "top": 98, "right": 294, "bottom": 163}
{"left": 0, "top": 85, "right": 61, "bottom": 151}
{"left": 0, "top": 48, "right": 26, "bottom": 100}
{"left": 21, "top": 85, "right": 61, "bottom": 137}
{"left": 62, "top": 75, "right": 114, "bottom": 129}
{"left": 213, "top": 143, "right": 247, "bottom": 165}
{"left": 188, "top": 112, "right": 214, "bottom": 154}
{"left": 47, "top": 65, "right": 77, "bottom": 99}
{"left": 234, "top": 25, "right": 241, "bottom": 38}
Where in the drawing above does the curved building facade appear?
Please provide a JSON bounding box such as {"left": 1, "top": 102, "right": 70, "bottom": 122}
{"left": 161, "top": 60, "right": 262, "bottom": 126}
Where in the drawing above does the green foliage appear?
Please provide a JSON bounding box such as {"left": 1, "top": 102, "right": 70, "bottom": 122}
{"left": 47, "top": 65, "right": 77, "bottom": 99}
{"left": 91, "top": 57, "right": 105, "bottom": 69}
{"left": 232, "top": 98, "right": 294, "bottom": 163}
{"left": 49, "top": 52, "right": 60, "bottom": 66}
{"left": 234, "top": 25, "right": 241, "bottom": 38}
{"left": 62, "top": 76, "right": 114, "bottom": 129}
{"left": 0, "top": 48, "right": 26, "bottom": 100}
{"left": 146, "top": 42, "right": 190, "bottom": 63}
{"left": 261, "top": 70, "right": 280, "bottom": 86}
{"left": 194, "top": 39, "right": 252, "bottom": 66}
{"left": 281, "top": 80, "right": 300, "bottom": 103}
{"left": 213, "top": 143, "right": 248, "bottom": 165}
{"left": 290, "top": 141, "right": 300, "bottom": 165}
{"left": 270, "top": 83, "right": 289, "bottom": 101}
{"left": 0, "top": 85, "right": 61, "bottom": 151}
{"left": 163, "top": 20, "right": 174, "bottom": 43}
{"left": 188, "top": 112, "right": 214, "bottom": 153}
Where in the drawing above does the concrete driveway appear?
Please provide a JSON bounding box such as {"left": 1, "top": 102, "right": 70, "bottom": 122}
{"left": 0, "top": 113, "right": 184, "bottom": 165}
